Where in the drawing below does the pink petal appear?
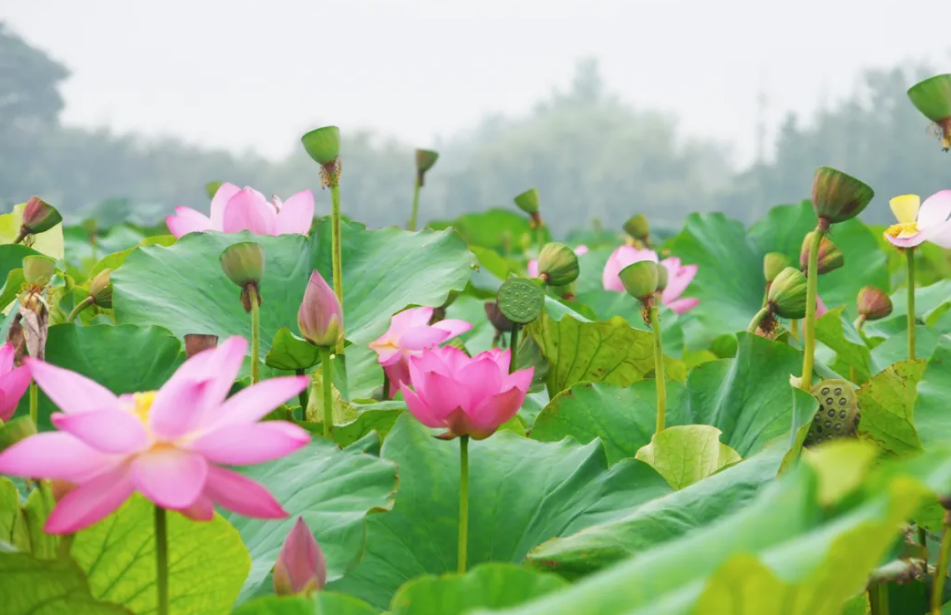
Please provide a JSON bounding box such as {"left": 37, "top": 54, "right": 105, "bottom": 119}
{"left": 414, "top": 370, "right": 464, "bottom": 419}
{"left": 25, "top": 358, "right": 120, "bottom": 415}
{"left": 398, "top": 326, "right": 451, "bottom": 351}
{"left": 222, "top": 188, "right": 278, "bottom": 236}
{"left": 51, "top": 409, "right": 148, "bottom": 454}
{"left": 402, "top": 386, "right": 443, "bottom": 428}
{"left": 389, "top": 308, "right": 422, "bottom": 332}
{"left": 190, "top": 421, "right": 310, "bottom": 465}
{"left": 407, "top": 307, "right": 435, "bottom": 328}
{"left": 383, "top": 360, "right": 411, "bottom": 397}
{"left": 131, "top": 448, "right": 208, "bottom": 509}
{"left": 927, "top": 220, "right": 951, "bottom": 249}
{"left": 0, "top": 343, "right": 14, "bottom": 373}
{"left": 431, "top": 319, "right": 473, "bottom": 340}
{"left": 468, "top": 386, "right": 527, "bottom": 433}
{"left": 660, "top": 260, "right": 697, "bottom": 304}
{"left": 528, "top": 260, "right": 539, "bottom": 278}
{"left": 166, "top": 207, "right": 213, "bottom": 238}
{"left": 409, "top": 348, "right": 452, "bottom": 378}
{"left": 0, "top": 365, "right": 31, "bottom": 422}
{"left": 369, "top": 338, "right": 402, "bottom": 366}
{"left": 179, "top": 496, "right": 215, "bottom": 522}
{"left": 203, "top": 466, "right": 287, "bottom": 519}
{"left": 454, "top": 354, "right": 504, "bottom": 409}
{"left": 275, "top": 190, "right": 315, "bottom": 235}
{"left": 503, "top": 366, "right": 534, "bottom": 394}
{"left": 483, "top": 348, "right": 511, "bottom": 374}
{"left": 665, "top": 297, "right": 700, "bottom": 314}
{"left": 209, "top": 183, "right": 242, "bottom": 230}
{"left": 602, "top": 246, "right": 658, "bottom": 292}
{"left": 45, "top": 464, "right": 135, "bottom": 534}
{"left": 574, "top": 245, "right": 589, "bottom": 256}
{"left": 0, "top": 432, "right": 120, "bottom": 482}
{"left": 202, "top": 375, "right": 309, "bottom": 430}
{"left": 918, "top": 190, "right": 951, "bottom": 228}
{"left": 885, "top": 233, "right": 926, "bottom": 248}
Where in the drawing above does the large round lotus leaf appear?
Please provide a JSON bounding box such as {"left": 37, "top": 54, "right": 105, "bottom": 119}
{"left": 0, "top": 552, "right": 130, "bottom": 615}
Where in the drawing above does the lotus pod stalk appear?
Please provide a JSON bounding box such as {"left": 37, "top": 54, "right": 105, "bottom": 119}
{"left": 514, "top": 188, "right": 544, "bottom": 254}
{"left": 298, "top": 271, "right": 344, "bottom": 438}
{"left": 536, "top": 243, "right": 580, "bottom": 286}
{"left": 220, "top": 242, "right": 266, "bottom": 383}
{"left": 907, "top": 74, "right": 951, "bottom": 151}
{"left": 799, "top": 232, "right": 844, "bottom": 275}
{"left": 619, "top": 261, "right": 666, "bottom": 433}
{"left": 409, "top": 149, "right": 439, "bottom": 231}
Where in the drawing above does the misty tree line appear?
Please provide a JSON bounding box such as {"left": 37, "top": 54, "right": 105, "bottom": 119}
{"left": 1, "top": 21, "right": 948, "bottom": 235}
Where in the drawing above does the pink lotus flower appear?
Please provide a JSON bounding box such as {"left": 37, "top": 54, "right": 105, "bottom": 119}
{"left": 403, "top": 346, "right": 533, "bottom": 439}
{"left": 884, "top": 191, "right": 951, "bottom": 249}
{"left": 273, "top": 517, "right": 326, "bottom": 597}
{"left": 167, "top": 183, "right": 315, "bottom": 238}
{"left": 528, "top": 245, "right": 589, "bottom": 278}
{"left": 602, "top": 247, "right": 700, "bottom": 314}
{"left": 0, "top": 337, "right": 310, "bottom": 534}
{"left": 298, "top": 271, "right": 343, "bottom": 348}
{"left": 369, "top": 307, "right": 472, "bottom": 398}
{"left": 0, "top": 343, "right": 31, "bottom": 423}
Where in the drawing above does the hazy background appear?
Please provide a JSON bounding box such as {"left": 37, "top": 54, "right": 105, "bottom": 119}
{"left": 2, "top": 0, "right": 949, "bottom": 234}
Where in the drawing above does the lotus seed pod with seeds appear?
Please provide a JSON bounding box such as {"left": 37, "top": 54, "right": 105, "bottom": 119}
{"left": 301, "top": 126, "right": 341, "bottom": 165}
{"left": 763, "top": 252, "right": 791, "bottom": 283}
{"left": 810, "top": 167, "right": 875, "bottom": 225}
{"left": 623, "top": 214, "right": 650, "bottom": 241}
{"left": 20, "top": 197, "right": 62, "bottom": 235}
{"left": 618, "top": 260, "right": 659, "bottom": 301}
{"left": 513, "top": 188, "right": 541, "bottom": 215}
{"left": 220, "top": 242, "right": 266, "bottom": 288}
{"left": 537, "top": 243, "right": 580, "bottom": 286}
{"left": 767, "top": 267, "right": 808, "bottom": 319}
{"left": 22, "top": 255, "right": 56, "bottom": 287}
{"left": 908, "top": 74, "right": 951, "bottom": 150}
{"left": 803, "top": 379, "right": 860, "bottom": 447}
{"left": 799, "top": 232, "right": 844, "bottom": 275}
{"left": 496, "top": 277, "right": 545, "bottom": 324}
{"left": 857, "top": 286, "right": 893, "bottom": 321}
{"left": 89, "top": 269, "right": 114, "bottom": 309}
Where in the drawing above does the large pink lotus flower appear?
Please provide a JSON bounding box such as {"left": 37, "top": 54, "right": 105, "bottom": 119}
{"left": 403, "top": 346, "right": 533, "bottom": 439}
{"left": 884, "top": 191, "right": 951, "bottom": 249}
{"left": 528, "top": 245, "right": 589, "bottom": 278}
{"left": 0, "top": 343, "right": 31, "bottom": 422}
{"left": 369, "top": 307, "right": 472, "bottom": 398}
{"left": 167, "top": 183, "right": 315, "bottom": 238}
{"left": 602, "top": 246, "right": 700, "bottom": 314}
{"left": 0, "top": 337, "right": 309, "bottom": 534}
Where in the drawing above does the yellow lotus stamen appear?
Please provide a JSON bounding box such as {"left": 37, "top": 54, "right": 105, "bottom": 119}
{"left": 885, "top": 222, "right": 920, "bottom": 238}
{"left": 889, "top": 194, "right": 920, "bottom": 224}
{"left": 132, "top": 391, "right": 158, "bottom": 422}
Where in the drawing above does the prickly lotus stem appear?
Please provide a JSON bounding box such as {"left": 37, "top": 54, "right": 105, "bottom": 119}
{"left": 803, "top": 379, "right": 861, "bottom": 447}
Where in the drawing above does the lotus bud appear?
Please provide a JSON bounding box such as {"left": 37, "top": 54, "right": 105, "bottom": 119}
{"left": 301, "top": 126, "right": 341, "bottom": 188}
{"left": 204, "top": 181, "right": 224, "bottom": 200}
{"left": 856, "top": 286, "right": 893, "bottom": 322}
{"left": 184, "top": 334, "right": 219, "bottom": 358}
{"left": 619, "top": 261, "right": 659, "bottom": 302}
{"left": 810, "top": 167, "right": 875, "bottom": 226}
{"left": 484, "top": 301, "right": 514, "bottom": 333}
{"left": 22, "top": 255, "right": 56, "bottom": 287}
{"left": 220, "top": 242, "right": 265, "bottom": 312}
{"left": 763, "top": 252, "right": 791, "bottom": 283}
{"left": 415, "top": 149, "right": 439, "bottom": 186}
{"left": 273, "top": 517, "right": 327, "bottom": 597}
{"left": 536, "top": 243, "right": 580, "bottom": 286}
{"left": 767, "top": 267, "right": 808, "bottom": 319}
{"left": 89, "top": 269, "right": 114, "bottom": 309}
{"left": 799, "top": 232, "right": 844, "bottom": 275}
{"left": 803, "top": 379, "right": 860, "bottom": 447}
{"left": 298, "top": 270, "right": 343, "bottom": 348}
{"left": 907, "top": 74, "right": 951, "bottom": 151}
{"left": 623, "top": 214, "right": 650, "bottom": 242}
{"left": 16, "top": 197, "right": 62, "bottom": 243}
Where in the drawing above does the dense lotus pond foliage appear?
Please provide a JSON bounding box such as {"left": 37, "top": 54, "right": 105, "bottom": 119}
{"left": 4, "top": 80, "right": 951, "bottom": 615}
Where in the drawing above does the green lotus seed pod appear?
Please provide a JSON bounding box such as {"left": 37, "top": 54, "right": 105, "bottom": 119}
{"left": 767, "top": 267, "right": 807, "bottom": 319}
{"left": 799, "top": 232, "right": 844, "bottom": 275}
{"left": 811, "top": 167, "right": 874, "bottom": 225}
{"left": 496, "top": 277, "right": 545, "bottom": 324}
{"left": 763, "top": 252, "right": 791, "bottom": 283}
{"left": 415, "top": 149, "right": 439, "bottom": 174}
{"left": 537, "top": 243, "right": 580, "bottom": 286}
{"left": 301, "top": 126, "right": 341, "bottom": 165}
{"left": 618, "top": 261, "right": 659, "bottom": 301}
{"left": 655, "top": 262, "right": 669, "bottom": 292}
{"left": 21, "top": 196, "right": 63, "bottom": 235}
{"left": 513, "top": 188, "right": 540, "bottom": 215}
{"left": 857, "top": 286, "right": 893, "bottom": 321}
{"left": 89, "top": 269, "right": 114, "bottom": 309}
{"left": 623, "top": 214, "right": 650, "bottom": 241}
{"left": 22, "top": 255, "right": 56, "bottom": 286}
{"left": 220, "top": 242, "right": 266, "bottom": 288}
{"left": 908, "top": 74, "right": 951, "bottom": 150}
{"left": 803, "top": 379, "right": 860, "bottom": 447}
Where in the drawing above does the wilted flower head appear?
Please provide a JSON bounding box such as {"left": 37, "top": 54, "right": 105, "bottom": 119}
{"left": 799, "top": 232, "right": 844, "bottom": 275}
{"left": 166, "top": 183, "right": 314, "bottom": 238}
{"left": 811, "top": 167, "right": 875, "bottom": 225}
{"left": 403, "top": 346, "right": 533, "bottom": 439}
{"left": 857, "top": 286, "right": 893, "bottom": 322}
{"left": 273, "top": 517, "right": 326, "bottom": 597}
{"left": 0, "top": 337, "right": 309, "bottom": 533}
{"left": 0, "top": 343, "right": 31, "bottom": 423}
{"left": 297, "top": 271, "right": 343, "bottom": 348}
{"left": 21, "top": 197, "right": 63, "bottom": 236}
{"left": 767, "top": 267, "right": 808, "bottom": 319}
{"left": 369, "top": 307, "right": 471, "bottom": 398}
{"left": 883, "top": 191, "right": 951, "bottom": 249}
{"left": 603, "top": 247, "right": 699, "bottom": 314}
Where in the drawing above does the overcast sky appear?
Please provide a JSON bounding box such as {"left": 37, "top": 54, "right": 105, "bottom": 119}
{"left": 3, "top": 0, "right": 948, "bottom": 166}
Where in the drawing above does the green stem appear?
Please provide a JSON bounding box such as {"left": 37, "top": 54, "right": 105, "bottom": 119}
{"left": 458, "top": 435, "right": 469, "bottom": 575}
{"left": 907, "top": 249, "right": 916, "bottom": 361}
{"left": 382, "top": 371, "right": 390, "bottom": 400}
{"left": 409, "top": 178, "right": 421, "bottom": 231}
{"left": 536, "top": 225, "right": 545, "bottom": 257}
{"left": 66, "top": 296, "right": 94, "bottom": 323}
{"left": 870, "top": 580, "right": 890, "bottom": 615}
{"left": 319, "top": 347, "right": 334, "bottom": 438}
{"left": 154, "top": 506, "right": 169, "bottom": 615}
{"left": 649, "top": 304, "right": 667, "bottom": 434}
{"left": 249, "top": 286, "right": 260, "bottom": 384}
{"left": 508, "top": 325, "right": 520, "bottom": 374}
{"left": 295, "top": 369, "right": 308, "bottom": 419}
{"left": 330, "top": 184, "right": 344, "bottom": 356}
{"left": 790, "top": 319, "right": 798, "bottom": 343}
{"left": 800, "top": 225, "right": 824, "bottom": 390}
{"left": 933, "top": 519, "right": 951, "bottom": 615}
{"left": 29, "top": 382, "right": 37, "bottom": 427}
{"left": 747, "top": 306, "right": 770, "bottom": 333}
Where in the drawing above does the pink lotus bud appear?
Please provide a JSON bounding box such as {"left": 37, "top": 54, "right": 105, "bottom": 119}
{"left": 273, "top": 517, "right": 326, "bottom": 597}
{"left": 298, "top": 271, "right": 343, "bottom": 348}
{"left": 22, "top": 197, "right": 63, "bottom": 235}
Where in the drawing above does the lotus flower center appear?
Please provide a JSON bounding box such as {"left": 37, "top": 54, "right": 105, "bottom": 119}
{"left": 132, "top": 391, "right": 158, "bottom": 422}
{"left": 885, "top": 222, "right": 919, "bottom": 239}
